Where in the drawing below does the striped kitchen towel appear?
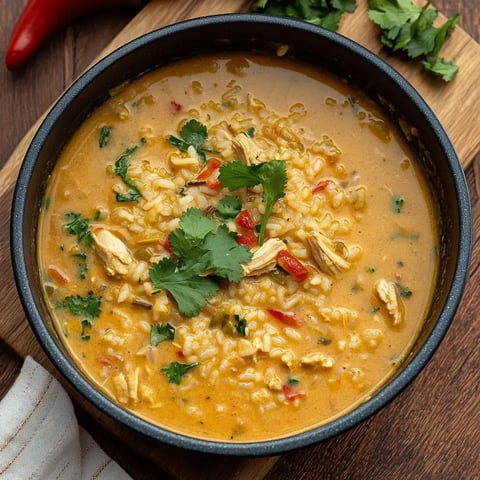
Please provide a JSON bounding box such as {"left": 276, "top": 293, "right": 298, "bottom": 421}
{"left": 0, "top": 356, "right": 132, "bottom": 480}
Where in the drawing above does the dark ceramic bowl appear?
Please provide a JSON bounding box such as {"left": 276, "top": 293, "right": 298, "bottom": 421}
{"left": 11, "top": 14, "right": 471, "bottom": 455}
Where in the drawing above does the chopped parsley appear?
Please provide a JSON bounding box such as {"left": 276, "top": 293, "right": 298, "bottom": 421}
{"left": 167, "top": 119, "right": 219, "bottom": 163}
{"left": 99, "top": 126, "right": 112, "bottom": 148}
{"left": 58, "top": 293, "right": 102, "bottom": 340}
{"left": 234, "top": 314, "right": 248, "bottom": 336}
{"left": 395, "top": 281, "right": 412, "bottom": 298}
{"left": 287, "top": 376, "right": 300, "bottom": 386}
{"left": 219, "top": 160, "right": 287, "bottom": 245}
{"left": 318, "top": 336, "right": 332, "bottom": 345}
{"left": 114, "top": 145, "right": 142, "bottom": 202}
{"left": 149, "top": 209, "right": 252, "bottom": 317}
{"left": 162, "top": 361, "right": 200, "bottom": 384}
{"left": 391, "top": 194, "right": 404, "bottom": 213}
{"left": 73, "top": 252, "right": 88, "bottom": 280}
{"left": 64, "top": 212, "right": 92, "bottom": 247}
{"left": 368, "top": 0, "right": 459, "bottom": 81}
{"left": 251, "top": 0, "right": 357, "bottom": 31}
{"left": 215, "top": 195, "right": 242, "bottom": 221}
{"left": 150, "top": 323, "right": 175, "bottom": 346}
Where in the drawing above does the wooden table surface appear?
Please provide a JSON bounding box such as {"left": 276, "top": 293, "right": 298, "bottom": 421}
{"left": 1, "top": 1, "right": 479, "bottom": 479}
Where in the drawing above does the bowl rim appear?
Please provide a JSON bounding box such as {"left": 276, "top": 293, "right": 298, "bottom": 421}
{"left": 10, "top": 13, "right": 472, "bottom": 456}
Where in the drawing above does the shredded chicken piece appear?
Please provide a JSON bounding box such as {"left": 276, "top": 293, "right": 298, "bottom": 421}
{"left": 92, "top": 229, "right": 133, "bottom": 276}
{"left": 307, "top": 231, "right": 351, "bottom": 275}
{"left": 300, "top": 352, "right": 335, "bottom": 368}
{"left": 264, "top": 368, "right": 282, "bottom": 391}
{"left": 232, "top": 132, "right": 262, "bottom": 165}
{"left": 242, "top": 238, "right": 286, "bottom": 277}
{"left": 375, "top": 279, "right": 404, "bottom": 325}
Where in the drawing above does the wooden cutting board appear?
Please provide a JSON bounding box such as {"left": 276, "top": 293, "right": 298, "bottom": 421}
{"left": 1, "top": 1, "right": 479, "bottom": 479}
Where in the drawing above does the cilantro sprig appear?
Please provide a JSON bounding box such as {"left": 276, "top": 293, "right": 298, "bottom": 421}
{"left": 114, "top": 145, "right": 142, "bottom": 202}
{"left": 150, "top": 323, "right": 175, "bottom": 347}
{"left": 64, "top": 212, "right": 93, "bottom": 247}
{"left": 58, "top": 293, "right": 102, "bottom": 340}
{"left": 162, "top": 361, "right": 200, "bottom": 384}
{"left": 368, "top": 0, "right": 459, "bottom": 81}
{"left": 149, "top": 208, "right": 252, "bottom": 317}
{"left": 167, "top": 119, "right": 219, "bottom": 163}
{"left": 219, "top": 160, "right": 287, "bottom": 245}
{"left": 251, "top": 0, "right": 356, "bottom": 31}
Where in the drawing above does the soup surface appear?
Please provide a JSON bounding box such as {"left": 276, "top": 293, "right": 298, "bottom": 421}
{"left": 38, "top": 52, "right": 439, "bottom": 441}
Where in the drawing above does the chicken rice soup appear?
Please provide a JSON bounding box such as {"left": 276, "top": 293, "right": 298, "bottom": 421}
{"left": 38, "top": 53, "right": 439, "bottom": 441}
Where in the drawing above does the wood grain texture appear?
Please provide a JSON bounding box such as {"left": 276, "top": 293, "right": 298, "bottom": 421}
{"left": 0, "top": 0, "right": 479, "bottom": 478}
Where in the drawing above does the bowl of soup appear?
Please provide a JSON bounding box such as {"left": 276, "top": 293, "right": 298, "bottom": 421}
{"left": 11, "top": 14, "right": 471, "bottom": 455}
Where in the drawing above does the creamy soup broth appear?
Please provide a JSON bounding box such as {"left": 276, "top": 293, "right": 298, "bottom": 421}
{"left": 38, "top": 53, "right": 438, "bottom": 441}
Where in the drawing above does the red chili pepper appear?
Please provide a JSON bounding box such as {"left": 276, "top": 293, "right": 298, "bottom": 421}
{"left": 237, "top": 233, "right": 258, "bottom": 248}
{"left": 205, "top": 179, "right": 222, "bottom": 190}
{"left": 161, "top": 236, "right": 172, "bottom": 254}
{"left": 312, "top": 179, "right": 331, "bottom": 194}
{"left": 282, "top": 384, "right": 306, "bottom": 401}
{"left": 196, "top": 158, "right": 221, "bottom": 181}
{"left": 5, "top": 0, "right": 145, "bottom": 70}
{"left": 236, "top": 210, "right": 256, "bottom": 231}
{"left": 276, "top": 249, "right": 309, "bottom": 281}
{"left": 267, "top": 308, "right": 302, "bottom": 327}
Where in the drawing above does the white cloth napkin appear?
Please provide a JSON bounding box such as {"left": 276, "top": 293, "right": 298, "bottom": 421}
{"left": 0, "top": 356, "right": 132, "bottom": 480}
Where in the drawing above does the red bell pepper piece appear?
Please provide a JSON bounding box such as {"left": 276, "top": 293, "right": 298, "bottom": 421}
{"left": 237, "top": 233, "right": 258, "bottom": 248}
{"left": 282, "top": 384, "right": 306, "bottom": 401}
{"left": 6, "top": 0, "right": 145, "bottom": 70}
{"left": 196, "top": 158, "right": 221, "bottom": 181}
{"left": 312, "top": 179, "right": 331, "bottom": 194}
{"left": 267, "top": 308, "right": 301, "bottom": 327}
{"left": 236, "top": 210, "right": 256, "bottom": 231}
{"left": 276, "top": 249, "right": 309, "bottom": 281}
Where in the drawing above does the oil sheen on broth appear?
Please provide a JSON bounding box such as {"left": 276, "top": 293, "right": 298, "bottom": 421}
{"left": 38, "top": 53, "right": 439, "bottom": 441}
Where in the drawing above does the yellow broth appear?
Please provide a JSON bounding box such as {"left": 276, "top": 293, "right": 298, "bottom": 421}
{"left": 38, "top": 53, "right": 439, "bottom": 441}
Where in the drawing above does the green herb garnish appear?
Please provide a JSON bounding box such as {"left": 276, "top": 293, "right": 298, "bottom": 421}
{"left": 167, "top": 119, "right": 219, "bottom": 163}
{"left": 368, "top": 0, "right": 459, "bottom": 81}
{"left": 114, "top": 145, "right": 141, "bottom": 202}
{"left": 287, "top": 376, "right": 300, "bottom": 385}
{"left": 58, "top": 293, "right": 102, "bottom": 340}
{"left": 318, "top": 336, "right": 332, "bottom": 345}
{"left": 395, "top": 281, "right": 412, "bottom": 298}
{"left": 149, "top": 209, "right": 252, "bottom": 317}
{"left": 391, "top": 194, "right": 405, "bottom": 213}
{"left": 234, "top": 314, "right": 248, "bottom": 336}
{"left": 161, "top": 361, "right": 200, "bottom": 384}
{"left": 215, "top": 195, "right": 242, "bottom": 221}
{"left": 64, "top": 212, "right": 92, "bottom": 247}
{"left": 73, "top": 252, "right": 88, "bottom": 280}
{"left": 150, "top": 323, "right": 175, "bottom": 346}
{"left": 219, "top": 160, "right": 287, "bottom": 245}
{"left": 251, "top": 0, "right": 356, "bottom": 31}
{"left": 99, "top": 126, "right": 112, "bottom": 148}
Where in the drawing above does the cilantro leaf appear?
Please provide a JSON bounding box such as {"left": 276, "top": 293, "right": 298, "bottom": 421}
{"left": 219, "top": 160, "right": 287, "bottom": 245}
{"left": 64, "top": 212, "right": 93, "bottom": 247}
{"left": 234, "top": 315, "right": 247, "bottom": 336}
{"left": 421, "top": 56, "right": 459, "bottom": 82}
{"left": 114, "top": 145, "right": 142, "bottom": 202}
{"left": 149, "top": 257, "right": 219, "bottom": 317}
{"left": 215, "top": 195, "right": 242, "bottom": 221}
{"left": 59, "top": 293, "right": 102, "bottom": 340}
{"left": 150, "top": 323, "right": 175, "bottom": 346}
{"left": 99, "top": 126, "right": 112, "bottom": 148}
{"left": 161, "top": 361, "right": 200, "bottom": 384}
{"left": 178, "top": 207, "right": 217, "bottom": 240}
{"left": 203, "top": 225, "right": 252, "bottom": 282}
{"left": 167, "top": 119, "right": 218, "bottom": 163}
{"left": 368, "top": 0, "right": 459, "bottom": 81}
{"left": 251, "top": 0, "right": 356, "bottom": 31}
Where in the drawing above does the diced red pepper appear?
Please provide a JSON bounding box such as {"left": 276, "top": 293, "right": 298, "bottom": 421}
{"left": 267, "top": 308, "right": 302, "bottom": 327}
{"left": 236, "top": 210, "right": 256, "bottom": 231}
{"left": 196, "top": 158, "right": 221, "bottom": 181}
{"left": 97, "top": 357, "right": 112, "bottom": 366}
{"left": 161, "top": 236, "right": 172, "bottom": 254}
{"left": 47, "top": 264, "right": 70, "bottom": 285}
{"left": 176, "top": 350, "right": 185, "bottom": 358}
{"left": 170, "top": 100, "right": 182, "bottom": 113}
{"left": 276, "top": 249, "right": 309, "bottom": 281}
{"left": 282, "top": 384, "right": 306, "bottom": 401}
{"left": 237, "top": 233, "right": 258, "bottom": 248}
{"left": 205, "top": 179, "right": 222, "bottom": 190}
{"left": 312, "top": 179, "right": 331, "bottom": 194}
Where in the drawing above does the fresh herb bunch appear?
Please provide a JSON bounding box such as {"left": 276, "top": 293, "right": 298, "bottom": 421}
{"left": 368, "top": 0, "right": 459, "bottom": 81}
{"left": 251, "top": 0, "right": 357, "bottom": 31}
